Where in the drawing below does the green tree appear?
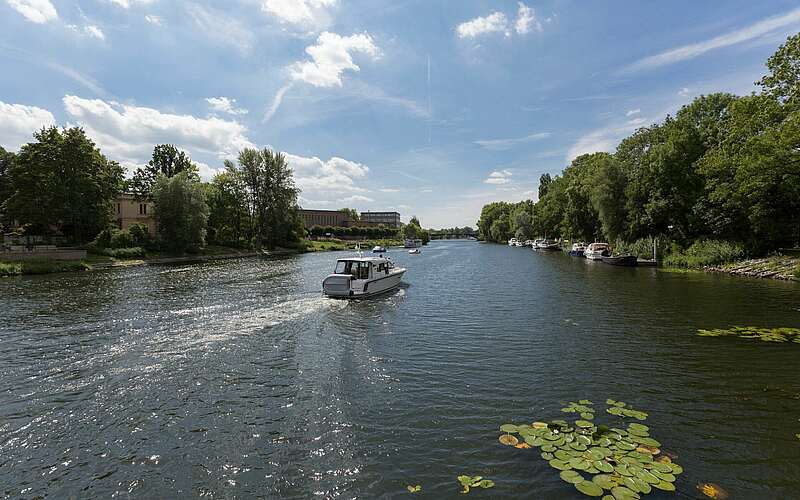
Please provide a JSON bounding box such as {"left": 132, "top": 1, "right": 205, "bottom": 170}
{"left": 338, "top": 208, "right": 359, "bottom": 222}
{"left": 5, "top": 127, "right": 124, "bottom": 242}
{"left": 538, "top": 173, "right": 552, "bottom": 199}
{"left": 0, "top": 147, "right": 14, "bottom": 225}
{"left": 152, "top": 171, "right": 209, "bottom": 253}
{"left": 131, "top": 144, "right": 199, "bottom": 197}
{"left": 759, "top": 32, "right": 800, "bottom": 107}
{"left": 205, "top": 160, "right": 250, "bottom": 246}
{"left": 235, "top": 148, "right": 302, "bottom": 249}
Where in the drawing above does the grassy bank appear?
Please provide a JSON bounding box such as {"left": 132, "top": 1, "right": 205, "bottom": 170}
{"left": 299, "top": 238, "right": 404, "bottom": 253}
{"left": 0, "top": 259, "right": 90, "bottom": 277}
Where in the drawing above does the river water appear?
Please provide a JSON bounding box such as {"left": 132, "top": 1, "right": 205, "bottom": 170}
{"left": 1, "top": 241, "right": 799, "bottom": 499}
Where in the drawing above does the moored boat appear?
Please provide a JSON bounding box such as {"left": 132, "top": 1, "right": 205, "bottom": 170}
{"left": 602, "top": 254, "right": 638, "bottom": 267}
{"left": 568, "top": 242, "right": 586, "bottom": 257}
{"left": 323, "top": 256, "right": 406, "bottom": 298}
{"left": 372, "top": 245, "right": 387, "bottom": 253}
{"left": 535, "top": 239, "right": 560, "bottom": 251}
{"left": 585, "top": 242, "right": 611, "bottom": 260}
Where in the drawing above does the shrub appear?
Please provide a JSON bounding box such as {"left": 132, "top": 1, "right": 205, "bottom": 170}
{"left": 110, "top": 229, "right": 134, "bottom": 249}
{"left": 128, "top": 223, "right": 152, "bottom": 248}
{"left": 663, "top": 239, "right": 746, "bottom": 268}
{"left": 0, "top": 259, "right": 88, "bottom": 276}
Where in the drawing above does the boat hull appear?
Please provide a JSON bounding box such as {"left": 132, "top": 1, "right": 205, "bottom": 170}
{"left": 585, "top": 251, "right": 608, "bottom": 260}
{"left": 602, "top": 255, "right": 638, "bottom": 267}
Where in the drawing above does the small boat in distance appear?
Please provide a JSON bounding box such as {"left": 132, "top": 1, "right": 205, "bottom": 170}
{"left": 585, "top": 242, "right": 611, "bottom": 260}
{"left": 372, "top": 245, "right": 387, "bottom": 253}
{"left": 535, "top": 239, "right": 560, "bottom": 251}
{"left": 323, "top": 256, "right": 406, "bottom": 298}
{"left": 408, "top": 248, "right": 421, "bottom": 254}
{"left": 602, "top": 254, "right": 638, "bottom": 267}
{"left": 569, "top": 242, "right": 586, "bottom": 257}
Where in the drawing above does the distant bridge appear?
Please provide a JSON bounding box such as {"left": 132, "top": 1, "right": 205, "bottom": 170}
{"left": 429, "top": 232, "right": 477, "bottom": 240}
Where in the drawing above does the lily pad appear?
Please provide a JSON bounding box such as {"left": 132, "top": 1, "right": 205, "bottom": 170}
{"left": 407, "top": 485, "right": 421, "bottom": 493}
{"left": 500, "top": 424, "right": 518, "bottom": 433}
{"left": 592, "top": 474, "right": 616, "bottom": 490}
{"left": 610, "top": 485, "right": 640, "bottom": 499}
{"left": 549, "top": 459, "right": 572, "bottom": 471}
{"left": 560, "top": 470, "right": 584, "bottom": 484}
{"left": 499, "top": 434, "right": 519, "bottom": 446}
{"left": 652, "top": 480, "right": 675, "bottom": 491}
{"left": 576, "top": 420, "right": 594, "bottom": 428}
{"left": 594, "top": 460, "right": 614, "bottom": 473}
{"left": 576, "top": 480, "right": 604, "bottom": 497}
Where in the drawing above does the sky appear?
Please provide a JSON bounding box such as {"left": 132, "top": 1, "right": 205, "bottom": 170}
{"left": 1, "top": 1, "right": 799, "bottom": 228}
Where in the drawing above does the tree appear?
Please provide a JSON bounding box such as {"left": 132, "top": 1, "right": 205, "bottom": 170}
{"left": 759, "top": 32, "right": 800, "bottom": 107}
{"left": 131, "top": 144, "right": 199, "bottom": 197}
{"left": 152, "top": 172, "right": 209, "bottom": 253}
{"left": 338, "top": 208, "right": 359, "bottom": 222}
{"left": 0, "top": 147, "right": 14, "bottom": 225}
{"left": 4, "top": 127, "right": 124, "bottom": 242}
{"left": 235, "top": 148, "right": 302, "bottom": 249}
{"left": 205, "top": 160, "right": 250, "bottom": 246}
{"left": 401, "top": 216, "right": 430, "bottom": 244}
{"left": 538, "top": 173, "right": 552, "bottom": 199}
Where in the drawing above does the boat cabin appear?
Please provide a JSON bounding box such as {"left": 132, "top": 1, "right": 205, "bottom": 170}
{"left": 333, "top": 257, "right": 395, "bottom": 280}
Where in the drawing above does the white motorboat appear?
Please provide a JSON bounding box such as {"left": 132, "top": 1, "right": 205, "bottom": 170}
{"left": 323, "top": 256, "right": 406, "bottom": 298}
{"left": 585, "top": 242, "right": 611, "bottom": 260}
{"left": 408, "top": 248, "right": 421, "bottom": 254}
{"left": 569, "top": 242, "right": 586, "bottom": 257}
{"left": 535, "top": 239, "right": 560, "bottom": 250}
{"left": 372, "top": 245, "right": 387, "bottom": 253}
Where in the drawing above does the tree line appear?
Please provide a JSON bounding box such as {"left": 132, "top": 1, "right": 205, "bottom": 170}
{"left": 0, "top": 132, "right": 305, "bottom": 252}
{"left": 478, "top": 33, "right": 800, "bottom": 255}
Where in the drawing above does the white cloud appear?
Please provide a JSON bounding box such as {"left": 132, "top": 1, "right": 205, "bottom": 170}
{"left": 84, "top": 25, "right": 105, "bottom": 40}
{"left": 623, "top": 7, "right": 800, "bottom": 73}
{"left": 0, "top": 101, "right": 56, "bottom": 151}
{"left": 260, "top": 0, "right": 336, "bottom": 27}
{"left": 144, "top": 14, "right": 161, "bottom": 26}
{"left": 456, "top": 11, "right": 508, "bottom": 39}
{"left": 62, "top": 95, "right": 254, "bottom": 165}
{"left": 205, "top": 97, "right": 248, "bottom": 116}
{"left": 515, "top": 2, "right": 541, "bottom": 34}
{"left": 484, "top": 169, "right": 512, "bottom": 185}
{"left": 339, "top": 194, "right": 373, "bottom": 204}
{"left": 285, "top": 153, "right": 370, "bottom": 204}
{"left": 379, "top": 188, "right": 400, "bottom": 193}
{"left": 6, "top": 0, "right": 57, "bottom": 23}
{"left": 263, "top": 83, "right": 293, "bottom": 122}
{"left": 626, "top": 108, "right": 641, "bottom": 117}
{"left": 109, "top": 0, "right": 155, "bottom": 8}
{"left": 475, "top": 132, "right": 550, "bottom": 151}
{"left": 289, "top": 31, "right": 379, "bottom": 88}
{"left": 678, "top": 87, "right": 691, "bottom": 97}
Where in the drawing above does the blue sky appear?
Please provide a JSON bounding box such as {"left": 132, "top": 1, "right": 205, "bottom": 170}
{"left": 1, "top": 0, "right": 799, "bottom": 228}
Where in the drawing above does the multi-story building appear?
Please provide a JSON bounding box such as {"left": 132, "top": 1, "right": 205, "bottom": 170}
{"left": 114, "top": 194, "right": 156, "bottom": 235}
{"left": 299, "top": 209, "right": 352, "bottom": 228}
{"left": 359, "top": 211, "right": 401, "bottom": 228}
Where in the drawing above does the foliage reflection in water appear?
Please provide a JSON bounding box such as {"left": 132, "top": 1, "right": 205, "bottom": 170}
{"left": 698, "top": 326, "right": 800, "bottom": 343}
{"left": 499, "top": 399, "right": 683, "bottom": 498}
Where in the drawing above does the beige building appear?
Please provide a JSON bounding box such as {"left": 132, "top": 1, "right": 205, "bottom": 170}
{"left": 114, "top": 194, "right": 156, "bottom": 235}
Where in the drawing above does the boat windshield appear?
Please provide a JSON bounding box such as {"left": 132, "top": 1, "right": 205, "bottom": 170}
{"left": 334, "top": 260, "right": 371, "bottom": 279}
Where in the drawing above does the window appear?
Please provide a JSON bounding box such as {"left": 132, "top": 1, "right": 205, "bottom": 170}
{"left": 139, "top": 203, "right": 148, "bottom": 215}
{"left": 117, "top": 203, "right": 121, "bottom": 214}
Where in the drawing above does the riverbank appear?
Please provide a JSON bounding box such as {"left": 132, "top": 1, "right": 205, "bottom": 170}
{"left": 0, "top": 239, "right": 408, "bottom": 277}
{"left": 704, "top": 256, "right": 800, "bottom": 281}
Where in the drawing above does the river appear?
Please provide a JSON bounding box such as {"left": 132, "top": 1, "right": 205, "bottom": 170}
{"left": 1, "top": 240, "right": 799, "bottom": 498}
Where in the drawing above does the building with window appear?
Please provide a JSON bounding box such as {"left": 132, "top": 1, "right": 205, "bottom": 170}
{"left": 299, "top": 209, "right": 352, "bottom": 228}
{"left": 114, "top": 194, "right": 156, "bottom": 235}
{"left": 359, "top": 211, "right": 401, "bottom": 228}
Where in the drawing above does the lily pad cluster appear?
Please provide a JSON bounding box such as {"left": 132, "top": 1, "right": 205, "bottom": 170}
{"left": 499, "top": 399, "right": 683, "bottom": 498}
{"left": 457, "top": 475, "right": 495, "bottom": 494}
{"left": 697, "top": 326, "right": 800, "bottom": 343}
